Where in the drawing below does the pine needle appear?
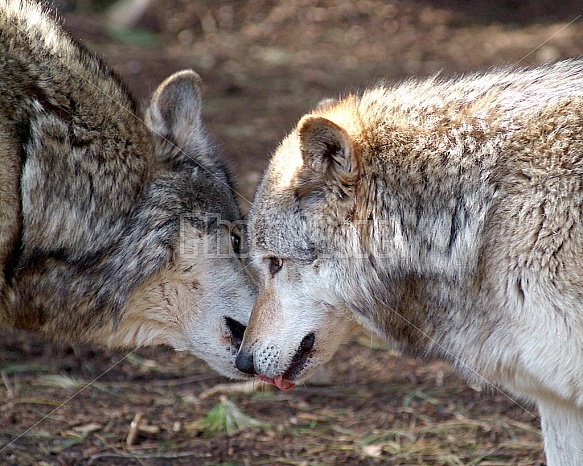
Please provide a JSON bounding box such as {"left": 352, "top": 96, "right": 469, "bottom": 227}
{"left": 186, "top": 396, "right": 267, "bottom": 437}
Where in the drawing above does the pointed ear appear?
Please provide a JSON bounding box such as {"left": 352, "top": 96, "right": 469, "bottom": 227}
{"left": 145, "top": 70, "right": 210, "bottom": 161}
{"left": 297, "top": 116, "right": 358, "bottom": 190}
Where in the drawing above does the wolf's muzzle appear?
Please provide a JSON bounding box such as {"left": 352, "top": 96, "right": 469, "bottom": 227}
{"left": 235, "top": 332, "right": 315, "bottom": 378}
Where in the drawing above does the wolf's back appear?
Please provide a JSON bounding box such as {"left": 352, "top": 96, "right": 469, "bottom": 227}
{"left": 0, "top": 0, "right": 152, "bottom": 327}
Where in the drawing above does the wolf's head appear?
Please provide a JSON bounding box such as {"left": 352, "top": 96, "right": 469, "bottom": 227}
{"left": 97, "top": 71, "right": 255, "bottom": 379}
{"left": 235, "top": 102, "right": 371, "bottom": 388}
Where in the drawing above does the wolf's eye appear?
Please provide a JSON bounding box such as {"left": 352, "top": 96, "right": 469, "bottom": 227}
{"left": 230, "top": 232, "right": 241, "bottom": 255}
{"left": 269, "top": 257, "right": 283, "bottom": 276}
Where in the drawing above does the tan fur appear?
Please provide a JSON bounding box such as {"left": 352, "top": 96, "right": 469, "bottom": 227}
{"left": 238, "top": 60, "right": 583, "bottom": 463}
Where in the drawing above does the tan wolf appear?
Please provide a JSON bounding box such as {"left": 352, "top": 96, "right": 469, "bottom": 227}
{"left": 237, "top": 59, "right": 583, "bottom": 463}
{"left": 0, "top": 0, "right": 254, "bottom": 379}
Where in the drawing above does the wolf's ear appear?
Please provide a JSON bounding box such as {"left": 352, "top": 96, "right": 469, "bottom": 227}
{"left": 145, "top": 70, "right": 211, "bottom": 163}
{"left": 297, "top": 116, "right": 358, "bottom": 191}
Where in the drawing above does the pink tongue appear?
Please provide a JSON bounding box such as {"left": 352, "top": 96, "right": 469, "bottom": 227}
{"left": 255, "top": 374, "right": 296, "bottom": 391}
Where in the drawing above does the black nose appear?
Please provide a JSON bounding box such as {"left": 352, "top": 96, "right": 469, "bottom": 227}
{"left": 225, "top": 317, "right": 246, "bottom": 350}
{"left": 235, "top": 350, "right": 255, "bottom": 375}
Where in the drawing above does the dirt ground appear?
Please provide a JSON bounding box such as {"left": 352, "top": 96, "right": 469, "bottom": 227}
{"left": 2, "top": 1, "right": 583, "bottom": 464}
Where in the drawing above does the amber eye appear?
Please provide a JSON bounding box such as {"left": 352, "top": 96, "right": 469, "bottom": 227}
{"left": 230, "top": 232, "right": 241, "bottom": 255}
{"left": 269, "top": 257, "right": 283, "bottom": 276}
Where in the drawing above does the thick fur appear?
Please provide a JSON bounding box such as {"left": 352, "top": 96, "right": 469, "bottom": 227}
{"left": 0, "top": 0, "right": 254, "bottom": 379}
{"left": 239, "top": 59, "right": 583, "bottom": 463}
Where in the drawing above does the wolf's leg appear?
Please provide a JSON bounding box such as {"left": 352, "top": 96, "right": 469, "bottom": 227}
{"left": 538, "top": 400, "right": 583, "bottom": 466}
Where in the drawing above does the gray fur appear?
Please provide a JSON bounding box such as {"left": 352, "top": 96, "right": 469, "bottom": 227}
{"left": 239, "top": 59, "right": 583, "bottom": 463}
{"left": 0, "top": 0, "right": 254, "bottom": 379}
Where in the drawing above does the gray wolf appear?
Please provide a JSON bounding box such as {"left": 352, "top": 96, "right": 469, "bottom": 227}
{"left": 237, "top": 59, "right": 583, "bottom": 464}
{"left": 0, "top": 0, "right": 254, "bottom": 379}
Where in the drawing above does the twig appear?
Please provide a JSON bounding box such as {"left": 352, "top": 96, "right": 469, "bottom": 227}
{"left": 199, "top": 379, "right": 273, "bottom": 399}
{"left": 88, "top": 449, "right": 204, "bottom": 465}
{"left": 1, "top": 370, "right": 14, "bottom": 398}
{"left": 126, "top": 412, "right": 144, "bottom": 447}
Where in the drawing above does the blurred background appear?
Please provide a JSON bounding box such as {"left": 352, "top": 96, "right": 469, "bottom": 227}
{"left": 2, "top": 1, "right": 582, "bottom": 464}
